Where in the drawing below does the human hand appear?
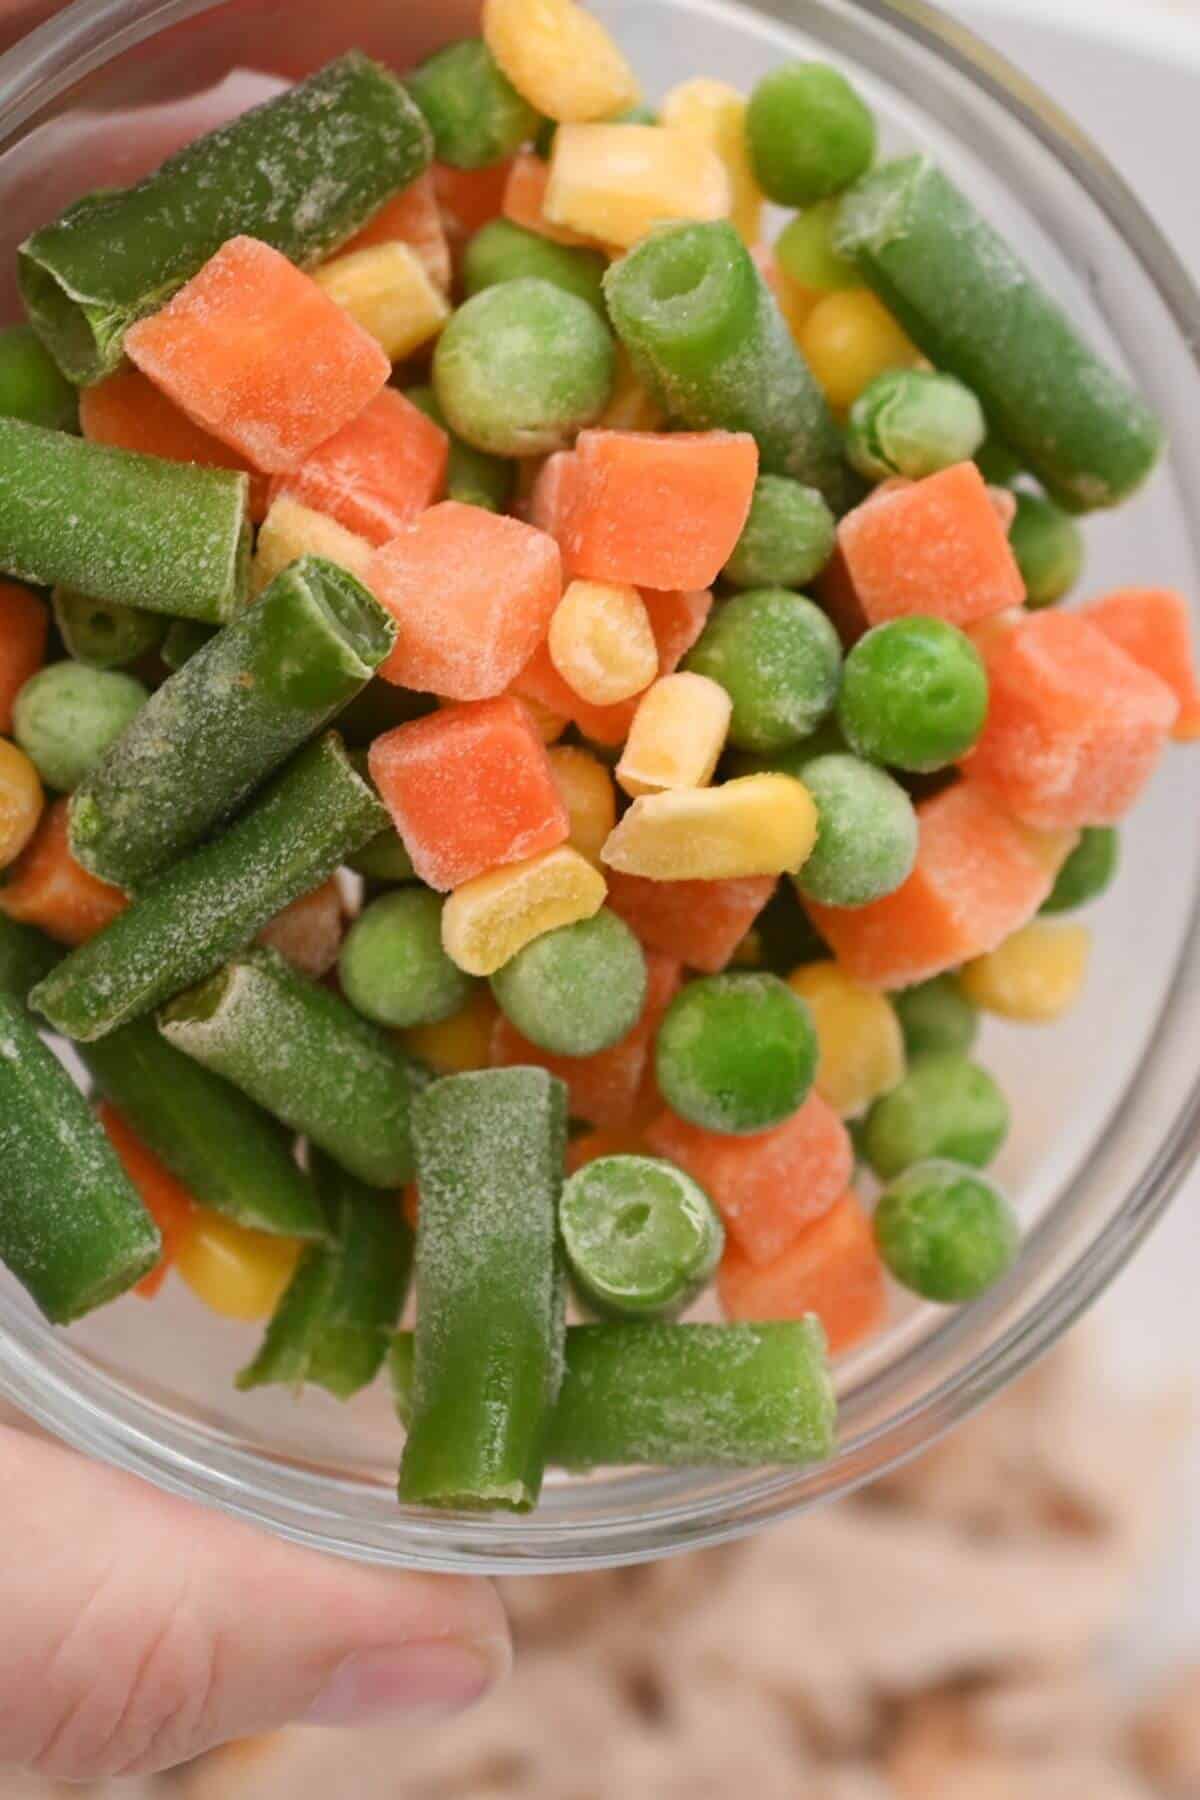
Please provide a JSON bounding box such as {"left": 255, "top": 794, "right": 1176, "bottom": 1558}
{"left": 0, "top": 1423, "right": 509, "bottom": 1780}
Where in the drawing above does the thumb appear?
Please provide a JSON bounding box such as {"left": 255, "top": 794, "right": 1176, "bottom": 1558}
{"left": 0, "top": 1424, "right": 510, "bottom": 1781}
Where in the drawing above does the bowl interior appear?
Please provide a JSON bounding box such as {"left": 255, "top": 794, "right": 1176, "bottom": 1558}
{"left": 0, "top": 0, "right": 1198, "bottom": 1570}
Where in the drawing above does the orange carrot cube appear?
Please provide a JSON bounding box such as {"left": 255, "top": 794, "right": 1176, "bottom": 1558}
{"left": 718, "top": 1192, "right": 887, "bottom": 1354}
{"left": 257, "top": 877, "right": 345, "bottom": 978}
{"left": 605, "top": 870, "right": 777, "bottom": 973}
{"left": 836, "top": 461, "right": 1024, "bottom": 629}
{"left": 98, "top": 1101, "right": 196, "bottom": 1299}
{"left": 0, "top": 581, "right": 47, "bottom": 736}
{"left": 1082, "top": 587, "right": 1200, "bottom": 743}
{"left": 645, "top": 1090, "right": 852, "bottom": 1267}
{"left": 433, "top": 159, "right": 514, "bottom": 245}
{"left": 561, "top": 429, "right": 758, "bottom": 590}
{"left": 125, "top": 236, "right": 389, "bottom": 473}
{"left": 339, "top": 172, "right": 452, "bottom": 290}
{"left": 80, "top": 366, "right": 270, "bottom": 520}
{"left": 271, "top": 388, "right": 448, "bottom": 546}
{"left": 0, "top": 797, "right": 126, "bottom": 945}
{"left": 967, "top": 610, "right": 1179, "bottom": 830}
{"left": 368, "top": 696, "right": 569, "bottom": 891}
{"left": 372, "top": 501, "right": 562, "bottom": 700}
{"left": 525, "top": 449, "right": 580, "bottom": 544}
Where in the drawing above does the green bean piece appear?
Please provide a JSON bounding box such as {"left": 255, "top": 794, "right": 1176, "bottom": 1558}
{"left": 238, "top": 1152, "right": 413, "bottom": 1398}
{"left": 392, "top": 1319, "right": 836, "bottom": 1470}
{"left": 561, "top": 1155, "right": 723, "bottom": 1320}
{"left": 834, "top": 158, "right": 1164, "bottom": 511}
{"left": 1041, "top": 826, "right": 1120, "bottom": 915}
{"left": 79, "top": 1016, "right": 327, "bottom": 1241}
{"left": 13, "top": 661, "right": 146, "bottom": 793}
{"left": 398, "top": 1068, "right": 567, "bottom": 1511}
{"left": 1008, "top": 491, "right": 1085, "bottom": 609}
{"left": 874, "top": 1159, "right": 1018, "bottom": 1303}
{"left": 403, "top": 385, "right": 514, "bottom": 516}
{"left": 463, "top": 218, "right": 607, "bottom": 314}
{"left": 846, "top": 368, "right": 986, "bottom": 483}
{"left": 0, "top": 989, "right": 159, "bottom": 1322}
{"left": 69, "top": 557, "right": 395, "bottom": 890}
{"left": 161, "top": 946, "right": 419, "bottom": 1189}
{"left": 20, "top": 52, "right": 432, "bottom": 385}
{"left": 722, "top": 475, "right": 836, "bottom": 591}
{"left": 0, "top": 324, "right": 78, "bottom": 430}
{"left": 0, "top": 420, "right": 250, "bottom": 622}
{"left": 53, "top": 588, "right": 166, "bottom": 671}
{"left": 161, "top": 620, "right": 217, "bottom": 671}
{"left": 0, "top": 915, "right": 62, "bottom": 999}
{"left": 31, "top": 733, "right": 385, "bottom": 1041}
{"left": 404, "top": 38, "right": 538, "bottom": 169}
{"left": 603, "top": 221, "right": 860, "bottom": 513}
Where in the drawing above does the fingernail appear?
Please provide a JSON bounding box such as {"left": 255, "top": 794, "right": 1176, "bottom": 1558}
{"left": 302, "top": 1640, "right": 497, "bottom": 1728}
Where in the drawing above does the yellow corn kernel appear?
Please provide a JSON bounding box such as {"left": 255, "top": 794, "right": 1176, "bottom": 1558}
{"left": 599, "top": 347, "right": 666, "bottom": 432}
{"left": 548, "top": 580, "right": 658, "bottom": 707}
{"left": 404, "top": 986, "right": 499, "bottom": 1074}
{"left": 175, "top": 1211, "right": 302, "bottom": 1322}
{"left": 602, "top": 773, "right": 817, "bottom": 881}
{"left": 798, "top": 290, "right": 920, "bottom": 413}
{"left": 960, "top": 920, "right": 1091, "bottom": 1024}
{"left": 546, "top": 123, "right": 730, "bottom": 251}
{"left": 660, "top": 77, "right": 763, "bottom": 245}
{"left": 787, "top": 961, "right": 906, "bottom": 1117}
{"left": 519, "top": 695, "right": 570, "bottom": 745}
{"left": 1013, "top": 822, "right": 1081, "bottom": 882}
{"left": 548, "top": 744, "right": 617, "bottom": 865}
{"left": 252, "top": 495, "right": 374, "bottom": 596}
{"left": 443, "top": 845, "right": 606, "bottom": 976}
{"left": 617, "top": 673, "right": 732, "bottom": 798}
{"left": 313, "top": 241, "right": 450, "bottom": 362}
{"left": 483, "top": 0, "right": 640, "bottom": 122}
{"left": 0, "top": 738, "right": 43, "bottom": 869}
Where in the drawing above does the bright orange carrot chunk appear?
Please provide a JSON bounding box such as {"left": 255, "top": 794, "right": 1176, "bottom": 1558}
{"left": 271, "top": 389, "right": 448, "bottom": 545}
{"left": 503, "top": 149, "right": 605, "bottom": 248}
{"left": 491, "top": 950, "right": 681, "bottom": 1131}
{"left": 0, "top": 797, "right": 126, "bottom": 945}
{"left": 80, "top": 366, "right": 270, "bottom": 520}
{"left": 967, "top": 610, "right": 1179, "bottom": 830}
{"left": 605, "top": 870, "right": 777, "bottom": 973}
{"left": 0, "top": 581, "right": 48, "bottom": 736}
{"left": 369, "top": 696, "right": 569, "bottom": 892}
{"left": 561, "top": 429, "right": 758, "bottom": 591}
{"left": 372, "top": 501, "right": 562, "bottom": 699}
{"left": 1082, "top": 587, "right": 1200, "bottom": 743}
{"left": 433, "top": 159, "right": 514, "bottom": 245}
{"left": 257, "top": 877, "right": 345, "bottom": 978}
{"left": 718, "top": 1192, "right": 886, "bottom": 1354}
{"left": 837, "top": 461, "right": 1024, "bottom": 629}
{"left": 806, "top": 782, "right": 1065, "bottom": 989}
{"left": 340, "top": 172, "right": 452, "bottom": 290}
{"left": 125, "top": 236, "right": 389, "bottom": 474}
{"left": 97, "top": 1101, "right": 196, "bottom": 1299}
{"left": 645, "top": 1090, "right": 852, "bottom": 1267}
{"left": 525, "top": 449, "right": 580, "bottom": 544}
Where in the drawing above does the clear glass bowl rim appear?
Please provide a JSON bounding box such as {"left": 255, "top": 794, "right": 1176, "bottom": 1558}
{"left": 0, "top": 0, "right": 1198, "bottom": 1573}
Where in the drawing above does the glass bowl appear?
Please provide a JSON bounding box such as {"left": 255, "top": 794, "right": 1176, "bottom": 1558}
{"left": 1, "top": 0, "right": 1198, "bottom": 1575}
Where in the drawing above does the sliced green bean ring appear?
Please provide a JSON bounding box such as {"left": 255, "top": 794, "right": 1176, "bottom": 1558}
{"left": 562, "top": 1155, "right": 724, "bottom": 1320}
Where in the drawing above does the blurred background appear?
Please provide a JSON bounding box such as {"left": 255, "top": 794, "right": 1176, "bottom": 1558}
{"left": 0, "top": 0, "right": 1198, "bottom": 1792}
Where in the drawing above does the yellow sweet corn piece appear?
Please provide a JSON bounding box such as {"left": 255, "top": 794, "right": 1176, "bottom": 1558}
{"left": 960, "top": 920, "right": 1091, "bottom": 1024}
{"left": 548, "top": 744, "right": 617, "bottom": 865}
{"left": 798, "top": 289, "right": 920, "bottom": 413}
{"left": 548, "top": 579, "right": 658, "bottom": 707}
{"left": 787, "top": 961, "right": 906, "bottom": 1117}
{"left": 0, "top": 737, "right": 43, "bottom": 869}
{"left": 252, "top": 495, "right": 374, "bottom": 596}
{"left": 617, "top": 672, "right": 732, "bottom": 799}
{"left": 518, "top": 694, "right": 570, "bottom": 745}
{"left": 483, "top": 0, "right": 640, "bottom": 122}
{"left": 1012, "top": 822, "right": 1082, "bottom": 881}
{"left": 602, "top": 773, "right": 817, "bottom": 881}
{"left": 546, "top": 123, "right": 730, "bottom": 251}
{"left": 443, "top": 845, "right": 606, "bottom": 976}
{"left": 660, "top": 77, "right": 763, "bottom": 245}
{"left": 313, "top": 241, "right": 450, "bottom": 362}
{"left": 599, "top": 346, "right": 666, "bottom": 432}
{"left": 175, "top": 1210, "right": 302, "bottom": 1321}
{"left": 404, "top": 987, "right": 499, "bottom": 1074}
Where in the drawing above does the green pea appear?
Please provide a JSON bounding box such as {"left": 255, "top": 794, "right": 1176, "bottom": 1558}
{"left": 0, "top": 324, "right": 78, "bottom": 431}
{"left": 893, "top": 975, "right": 979, "bottom": 1059}
{"left": 13, "top": 662, "right": 146, "bottom": 792}
{"left": 974, "top": 436, "right": 1024, "bottom": 487}
{"left": 846, "top": 369, "right": 986, "bottom": 483}
{"left": 655, "top": 972, "right": 817, "bottom": 1135}
{"left": 338, "top": 889, "right": 472, "bottom": 1029}
{"left": 684, "top": 589, "right": 841, "bottom": 754}
{"left": 793, "top": 753, "right": 917, "bottom": 908}
{"left": 860, "top": 1052, "right": 1009, "bottom": 1181}
{"left": 838, "top": 616, "right": 988, "bottom": 773}
{"left": 52, "top": 588, "right": 166, "bottom": 671}
{"left": 874, "top": 1159, "right": 1019, "bottom": 1303}
{"left": 462, "top": 218, "right": 607, "bottom": 315}
{"left": 746, "top": 61, "right": 876, "bottom": 207}
{"left": 1009, "top": 491, "right": 1085, "bottom": 608}
{"left": 491, "top": 909, "right": 646, "bottom": 1057}
{"left": 722, "top": 475, "right": 836, "bottom": 591}
{"left": 1040, "top": 826, "right": 1119, "bottom": 914}
{"left": 433, "top": 278, "right": 615, "bottom": 456}
{"left": 346, "top": 828, "right": 417, "bottom": 884}
{"left": 403, "top": 384, "right": 514, "bottom": 515}
{"left": 404, "top": 37, "right": 539, "bottom": 169}
{"left": 774, "top": 199, "right": 861, "bottom": 293}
